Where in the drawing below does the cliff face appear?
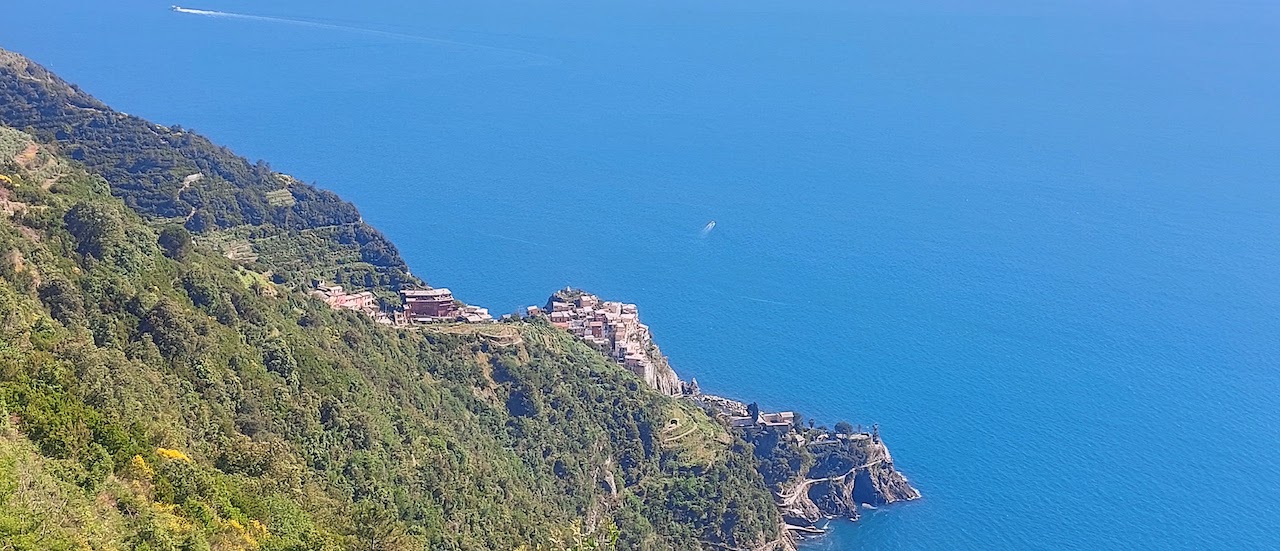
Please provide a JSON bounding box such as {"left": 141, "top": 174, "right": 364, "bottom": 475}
{"left": 809, "top": 439, "right": 920, "bottom": 521}
{"left": 809, "top": 476, "right": 860, "bottom": 519}
{"left": 629, "top": 327, "right": 684, "bottom": 396}
{"left": 539, "top": 288, "right": 685, "bottom": 395}
{"left": 742, "top": 420, "right": 920, "bottom": 533}
{"left": 851, "top": 441, "right": 920, "bottom": 506}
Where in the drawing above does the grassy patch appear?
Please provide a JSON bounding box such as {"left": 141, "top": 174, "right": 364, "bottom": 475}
{"left": 660, "top": 400, "right": 731, "bottom": 468}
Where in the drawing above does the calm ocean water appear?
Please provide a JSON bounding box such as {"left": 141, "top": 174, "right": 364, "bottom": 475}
{"left": 6, "top": 0, "right": 1279, "bottom": 548}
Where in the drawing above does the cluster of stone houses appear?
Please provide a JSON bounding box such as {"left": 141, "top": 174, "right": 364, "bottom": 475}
{"left": 525, "top": 290, "right": 688, "bottom": 395}
{"left": 528, "top": 292, "right": 656, "bottom": 372}
{"left": 311, "top": 283, "right": 491, "bottom": 325}
{"left": 312, "top": 284, "right": 378, "bottom": 315}
{"left": 729, "top": 410, "right": 797, "bottom": 429}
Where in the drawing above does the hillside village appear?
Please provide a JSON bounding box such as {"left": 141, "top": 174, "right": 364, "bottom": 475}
{"left": 526, "top": 288, "right": 689, "bottom": 396}
{"left": 312, "top": 283, "right": 823, "bottom": 413}
{"left": 310, "top": 282, "right": 492, "bottom": 325}
{"left": 311, "top": 283, "right": 686, "bottom": 393}
{"left": 312, "top": 284, "right": 843, "bottom": 426}
{"left": 294, "top": 282, "right": 921, "bottom": 539}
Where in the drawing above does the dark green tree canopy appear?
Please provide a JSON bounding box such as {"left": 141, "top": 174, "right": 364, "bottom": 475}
{"left": 64, "top": 201, "right": 124, "bottom": 259}
{"left": 157, "top": 224, "right": 193, "bottom": 259}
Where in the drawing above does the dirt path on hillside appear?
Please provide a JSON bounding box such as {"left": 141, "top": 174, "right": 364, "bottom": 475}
{"left": 775, "top": 459, "right": 884, "bottom": 507}
{"left": 180, "top": 173, "right": 202, "bottom": 221}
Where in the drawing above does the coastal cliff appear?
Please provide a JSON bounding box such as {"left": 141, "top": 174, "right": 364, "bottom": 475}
{"left": 707, "top": 394, "right": 921, "bottom": 534}
{"left": 0, "top": 46, "right": 914, "bottom": 549}
{"left": 540, "top": 289, "right": 920, "bottom": 541}
{"left": 801, "top": 438, "right": 920, "bottom": 522}
{"left": 535, "top": 288, "right": 685, "bottom": 395}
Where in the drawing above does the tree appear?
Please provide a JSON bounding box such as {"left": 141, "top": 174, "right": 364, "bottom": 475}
{"left": 351, "top": 500, "right": 408, "bottom": 551}
{"left": 157, "top": 225, "right": 192, "bottom": 259}
{"left": 142, "top": 298, "right": 198, "bottom": 361}
{"left": 38, "top": 278, "right": 85, "bottom": 325}
{"left": 262, "top": 338, "right": 299, "bottom": 388}
{"left": 64, "top": 201, "right": 123, "bottom": 259}
{"left": 835, "top": 421, "right": 854, "bottom": 435}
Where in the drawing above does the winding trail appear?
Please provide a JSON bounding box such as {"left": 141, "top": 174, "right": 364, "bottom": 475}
{"left": 662, "top": 426, "right": 699, "bottom": 444}
{"left": 775, "top": 459, "right": 884, "bottom": 507}
{"left": 179, "top": 173, "right": 202, "bottom": 222}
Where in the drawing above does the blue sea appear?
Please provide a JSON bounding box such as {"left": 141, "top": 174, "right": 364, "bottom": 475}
{"left": 6, "top": 0, "right": 1280, "bottom": 548}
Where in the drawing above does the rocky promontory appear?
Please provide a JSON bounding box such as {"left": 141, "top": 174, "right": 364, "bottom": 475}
{"left": 696, "top": 395, "right": 920, "bottom": 533}
{"left": 529, "top": 288, "right": 687, "bottom": 396}
{"left": 530, "top": 288, "right": 920, "bottom": 543}
{"left": 795, "top": 437, "right": 920, "bottom": 521}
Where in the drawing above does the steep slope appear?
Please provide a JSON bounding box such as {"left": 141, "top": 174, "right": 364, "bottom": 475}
{"left": 0, "top": 47, "right": 923, "bottom": 550}
{"left": 0, "top": 49, "right": 412, "bottom": 295}
{"left": 541, "top": 289, "right": 685, "bottom": 396}
{"left": 743, "top": 418, "right": 918, "bottom": 530}
{"left": 0, "top": 119, "right": 782, "bottom": 549}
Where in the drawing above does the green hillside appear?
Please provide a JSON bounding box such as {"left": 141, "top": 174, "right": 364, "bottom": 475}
{"left": 0, "top": 49, "right": 412, "bottom": 295}
{"left": 0, "top": 56, "right": 786, "bottom": 550}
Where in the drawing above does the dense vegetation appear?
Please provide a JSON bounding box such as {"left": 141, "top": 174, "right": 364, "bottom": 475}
{"left": 0, "top": 50, "right": 786, "bottom": 551}
{"left": 746, "top": 424, "right": 876, "bottom": 490}
{"left": 0, "top": 49, "right": 411, "bottom": 293}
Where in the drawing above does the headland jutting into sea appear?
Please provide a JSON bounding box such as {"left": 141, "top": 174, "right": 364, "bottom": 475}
{"left": 0, "top": 45, "right": 916, "bottom": 548}
{"left": 314, "top": 279, "right": 921, "bottom": 543}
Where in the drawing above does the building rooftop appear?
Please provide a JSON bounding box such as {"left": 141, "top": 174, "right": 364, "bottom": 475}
{"left": 401, "top": 288, "right": 452, "bottom": 298}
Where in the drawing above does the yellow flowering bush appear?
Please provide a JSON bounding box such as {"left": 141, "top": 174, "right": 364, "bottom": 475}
{"left": 126, "top": 454, "right": 155, "bottom": 479}
{"left": 222, "top": 517, "right": 270, "bottom": 550}
{"left": 156, "top": 447, "right": 192, "bottom": 462}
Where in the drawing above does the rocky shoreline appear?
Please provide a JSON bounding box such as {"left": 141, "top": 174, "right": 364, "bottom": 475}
{"left": 694, "top": 394, "right": 920, "bottom": 537}
{"left": 527, "top": 288, "right": 920, "bottom": 545}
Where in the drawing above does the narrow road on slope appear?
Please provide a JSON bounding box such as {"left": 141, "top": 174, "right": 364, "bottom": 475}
{"left": 179, "top": 173, "right": 202, "bottom": 221}
{"left": 775, "top": 459, "right": 884, "bottom": 507}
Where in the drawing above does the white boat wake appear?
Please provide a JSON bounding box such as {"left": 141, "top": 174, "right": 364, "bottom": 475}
{"left": 740, "top": 296, "right": 793, "bottom": 306}
{"left": 700, "top": 220, "right": 717, "bottom": 238}
{"left": 170, "top": 6, "right": 557, "bottom": 66}
{"left": 172, "top": 6, "right": 222, "bottom": 16}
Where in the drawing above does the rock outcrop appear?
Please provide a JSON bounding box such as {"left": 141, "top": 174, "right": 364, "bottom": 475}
{"left": 534, "top": 288, "right": 685, "bottom": 395}
{"left": 852, "top": 447, "right": 920, "bottom": 506}
{"left": 741, "top": 418, "right": 920, "bottom": 536}
{"left": 535, "top": 288, "right": 920, "bottom": 543}
{"left": 618, "top": 319, "right": 684, "bottom": 395}
{"left": 807, "top": 438, "right": 920, "bottom": 522}
{"left": 809, "top": 476, "right": 860, "bottom": 519}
